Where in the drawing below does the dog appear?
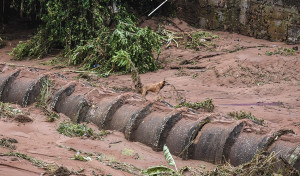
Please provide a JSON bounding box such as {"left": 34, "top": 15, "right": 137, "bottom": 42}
{"left": 142, "top": 80, "right": 166, "bottom": 97}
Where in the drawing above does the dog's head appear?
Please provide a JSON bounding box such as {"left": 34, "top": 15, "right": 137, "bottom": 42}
{"left": 160, "top": 79, "right": 168, "bottom": 88}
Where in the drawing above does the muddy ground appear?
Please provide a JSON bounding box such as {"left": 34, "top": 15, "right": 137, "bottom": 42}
{"left": 0, "top": 18, "right": 299, "bottom": 175}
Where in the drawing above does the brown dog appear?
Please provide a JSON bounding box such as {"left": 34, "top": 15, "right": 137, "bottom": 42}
{"left": 142, "top": 80, "right": 166, "bottom": 97}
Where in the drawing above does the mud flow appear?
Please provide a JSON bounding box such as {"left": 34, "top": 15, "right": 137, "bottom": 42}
{"left": 0, "top": 14, "right": 300, "bottom": 176}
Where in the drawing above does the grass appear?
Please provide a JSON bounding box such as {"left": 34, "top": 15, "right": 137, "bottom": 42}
{"left": 229, "top": 111, "right": 264, "bottom": 125}
{"left": 57, "top": 121, "right": 109, "bottom": 139}
{"left": 175, "top": 98, "right": 215, "bottom": 112}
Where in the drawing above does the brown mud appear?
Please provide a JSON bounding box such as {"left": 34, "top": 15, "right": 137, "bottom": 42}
{"left": 0, "top": 17, "right": 299, "bottom": 175}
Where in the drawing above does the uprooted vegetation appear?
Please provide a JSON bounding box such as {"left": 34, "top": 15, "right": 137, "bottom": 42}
{"left": 36, "top": 78, "right": 59, "bottom": 121}
{"left": 0, "top": 138, "right": 18, "bottom": 150}
{"left": 7, "top": 0, "right": 220, "bottom": 78}
{"left": 9, "top": 0, "right": 162, "bottom": 77}
{"left": 175, "top": 98, "right": 215, "bottom": 112}
{"left": 229, "top": 111, "right": 264, "bottom": 125}
{"left": 208, "top": 151, "right": 299, "bottom": 176}
{"left": 160, "top": 28, "right": 219, "bottom": 51}
{"left": 145, "top": 145, "right": 299, "bottom": 176}
{"left": 59, "top": 144, "right": 144, "bottom": 175}
{"left": 57, "top": 121, "right": 109, "bottom": 139}
{"left": 3, "top": 151, "right": 84, "bottom": 175}
{"left": 0, "top": 102, "right": 22, "bottom": 118}
{"left": 0, "top": 102, "right": 32, "bottom": 122}
{"left": 5, "top": 151, "right": 58, "bottom": 173}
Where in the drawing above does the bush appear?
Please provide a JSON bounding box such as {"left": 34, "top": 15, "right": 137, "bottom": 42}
{"left": 10, "top": 0, "right": 162, "bottom": 75}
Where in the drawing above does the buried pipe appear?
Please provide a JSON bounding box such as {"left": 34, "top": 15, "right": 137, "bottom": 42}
{"left": 267, "top": 132, "right": 300, "bottom": 171}
{"left": 191, "top": 120, "right": 244, "bottom": 164}
{"left": 228, "top": 130, "right": 272, "bottom": 166}
{"left": 86, "top": 95, "right": 126, "bottom": 129}
{"left": 0, "top": 70, "right": 20, "bottom": 100}
{"left": 165, "top": 116, "right": 211, "bottom": 159}
{"left": 1, "top": 68, "right": 300, "bottom": 172}
{"left": 105, "top": 100, "right": 152, "bottom": 133}
{"left": 50, "top": 84, "right": 89, "bottom": 123}
{"left": 130, "top": 106, "right": 182, "bottom": 151}
{"left": 1, "top": 70, "right": 47, "bottom": 107}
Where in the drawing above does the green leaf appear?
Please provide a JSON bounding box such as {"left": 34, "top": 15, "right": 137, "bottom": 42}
{"left": 163, "top": 145, "right": 178, "bottom": 172}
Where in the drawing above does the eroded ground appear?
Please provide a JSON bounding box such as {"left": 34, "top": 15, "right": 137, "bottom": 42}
{"left": 0, "top": 18, "right": 299, "bottom": 175}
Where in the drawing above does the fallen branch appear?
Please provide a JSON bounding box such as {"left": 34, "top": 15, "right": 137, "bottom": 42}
{"left": 63, "top": 70, "right": 97, "bottom": 74}
{"left": 170, "top": 66, "right": 206, "bottom": 70}
{"left": 0, "top": 62, "right": 47, "bottom": 70}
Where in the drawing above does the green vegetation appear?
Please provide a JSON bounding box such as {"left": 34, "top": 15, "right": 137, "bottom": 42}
{"left": 144, "top": 145, "right": 298, "bottom": 176}
{"left": 60, "top": 144, "right": 143, "bottom": 175}
{"left": 192, "top": 73, "right": 199, "bottom": 79}
{"left": 36, "top": 78, "right": 59, "bottom": 121}
{"left": 186, "top": 31, "right": 219, "bottom": 50}
{"left": 208, "top": 151, "right": 298, "bottom": 176}
{"left": 0, "top": 102, "right": 23, "bottom": 118}
{"left": 57, "top": 121, "right": 109, "bottom": 139}
{"left": 160, "top": 29, "right": 219, "bottom": 51}
{"left": 10, "top": 0, "right": 162, "bottom": 76}
{"left": 122, "top": 148, "right": 135, "bottom": 157}
{"left": 175, "top": 98, "right": 214, "bottom": 112}
{"left": 36, "top": 79, "right": 53, "bottom": 108}
{"left": 143, "top": 145, "right": 179, "bottom": 175}
{"left": 39, "top": 56, "right": 69, "bottom": 68}
{"left": 111, "top": 49, "right": 143, "bottom": 91}
{"left": 143, "top": 145, "right": 199, "bottom": 176}
{"left": 0, "top": 102, "right": 32, "bottom": 123}
{"left": 5, "top": 151, "right": 86, "bottom": 175}
{"left": 0, "top": 36, "right": 5, "bottom": 48}
{"left": 265, "top": 47, "right": 296, "bottom": 56}
{"left": 0, "top": 138, "right": 18, "bottom": 150}
{"left": 229, "top": 111, "right": 264, "bottom": 125}
{"left": 6, "top": 151, "right": 58, "bottom": 173}
{"left": 72, "top": 152, "right": 92, "bottom": 162}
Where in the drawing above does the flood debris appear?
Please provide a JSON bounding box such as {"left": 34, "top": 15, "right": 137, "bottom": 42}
{"left": 0, "top": 102, "right": 31, "bottom": 123}
{"left": 14, "top": 114, "right": 32, "bottom": 123}
{"left": 175, "top": 98, "right": 214, "bottom": 112}
{"left": 207, "top": 151, "right": 299, "bottom": 176}
{"left": 229, "top": 111, "right": 264, "bottom": 125}
{"left": 0, "top": 138, "right": 18, "bottom": 150}
{"left": 59, "top": 144, "right": 143, "bottom": 175}
{"left": 4, "top": 151, "right": 58, "bottom": 174}
{"left": 50, "top": 166, "right": 72, "bottom": 176}
{"left": 57, "top": 121, "right": 109, "bottom": 139}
